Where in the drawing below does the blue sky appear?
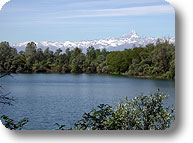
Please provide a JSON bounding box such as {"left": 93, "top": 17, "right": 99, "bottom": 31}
{"left": 0, "top": 0, "right": 175, "bottom": 44}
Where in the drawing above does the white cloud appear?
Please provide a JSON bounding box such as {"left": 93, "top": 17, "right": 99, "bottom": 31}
{"left": 57, "top": 5, "right": 174, "bottom": 19}
{"left": 0, "top": 0, "right": 10, "bottom": 11}
{"left": 63, "top": 0, "right": 164, "bottom": 8}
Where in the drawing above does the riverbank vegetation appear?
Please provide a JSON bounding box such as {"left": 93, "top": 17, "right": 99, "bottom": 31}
{"left": 0, "top": 40, "right": 175, "bottom": 79}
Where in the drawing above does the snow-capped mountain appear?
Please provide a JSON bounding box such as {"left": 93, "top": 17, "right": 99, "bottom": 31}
{"left": 12, "top": 30, "right": 175, "bottom": 52}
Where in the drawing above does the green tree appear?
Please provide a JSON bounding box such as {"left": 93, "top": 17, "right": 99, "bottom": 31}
{"left": 25, "top": 42, "right": 37, "bottom": 56}
{"left": 54, "top": 48, "right": 62, "bottom": 57}
{"left": 86, "top": 46, "right": 96, "bottom": 63}
{"left": 107, "top": 51, "right": 129, "bottom": 74}
{"left": 70, "top": 48, "right": 85, "bottom": 73}
{"left": 71, "top": 53, "right": 85, "bottom": 73}
{"left": 85, "top": 46, "right": 97, "bottom": 73}
{"left": 0, "top": 42, "right": 17, "bottom": 73}
{"left": 0, "top": 41, "right": 175, "bottom": 79}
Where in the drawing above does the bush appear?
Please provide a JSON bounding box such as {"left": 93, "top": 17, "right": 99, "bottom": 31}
{"left": 1, "top": 115, "right": 28, "bottom": 130}
{"left": 72, "top": 90, "right": 175, "bottom": 130}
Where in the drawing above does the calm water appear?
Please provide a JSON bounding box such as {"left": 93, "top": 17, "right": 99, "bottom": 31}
{"left": 0, "top": 74, "right": 175, "bottom": 130}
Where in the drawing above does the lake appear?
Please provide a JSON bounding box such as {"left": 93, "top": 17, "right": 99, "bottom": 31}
{"left": 0, "top": 74, "right": 175, "bottom": 130}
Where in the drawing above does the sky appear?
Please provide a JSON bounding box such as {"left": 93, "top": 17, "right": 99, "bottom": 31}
{"left": 0, "top": 0, "right": 175, "bottom": 44}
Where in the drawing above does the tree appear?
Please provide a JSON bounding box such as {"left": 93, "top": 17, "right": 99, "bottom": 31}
{"left": 70, "top": 48, "right": 85, "bottom": 73}
{"left": 0, "top": 42, "right": 17, "bottom": 73}
{"left": 71, "top": 53, "right": 85, "bottom": 73}
{"left": 96, "top": 55, "right": 109, "bottom": 74}
{"left": 35, "top": 48, "right": 44, "bottom": 63}
{"left": 85, "top": 46, "right": 97, "bottom": 73}
{"left": 107, "top": 51, "right": 129, "bottom": 74}
{"left": 0, "top": 41, "right": 175, "bottom": 79}
{"left": 25, "top": 42, "right": 37, "bottom": 56}
{"left": 86, "top": 46, "right": 96, "bottom": 64}
{"left": 54, "top": 48, "right": 62, "bottom": 57}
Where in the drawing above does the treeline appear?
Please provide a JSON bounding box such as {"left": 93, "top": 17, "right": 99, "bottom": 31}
{"left": 0, "top": 40, "right": 175, "bottom": 79}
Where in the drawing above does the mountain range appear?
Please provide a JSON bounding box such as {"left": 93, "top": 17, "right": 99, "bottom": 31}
{"left": 12, "top": 30, "right": 175, "bottom": 52}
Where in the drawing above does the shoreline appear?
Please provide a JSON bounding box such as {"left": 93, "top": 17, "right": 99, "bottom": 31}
{"left": 0, "top": 72, "right": 175, "bottom": 80}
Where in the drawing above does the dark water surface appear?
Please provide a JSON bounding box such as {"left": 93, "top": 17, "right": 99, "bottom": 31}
{"left": 0, "top": 74, "right": 175, "bottom": 130}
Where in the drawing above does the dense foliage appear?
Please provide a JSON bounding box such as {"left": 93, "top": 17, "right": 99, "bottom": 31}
{"left": 70, "top": 90, "right": 175, "bottom": 130}
{"left": 0, "top": 40, "right": 175, "bottom": 79}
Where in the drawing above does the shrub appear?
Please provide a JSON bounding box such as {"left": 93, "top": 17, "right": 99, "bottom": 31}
{"left": 72, "top": 90, "right": 175, "bottom": 130}
{"left": 1, "top": 115, "right": 28, "bottom": 130}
